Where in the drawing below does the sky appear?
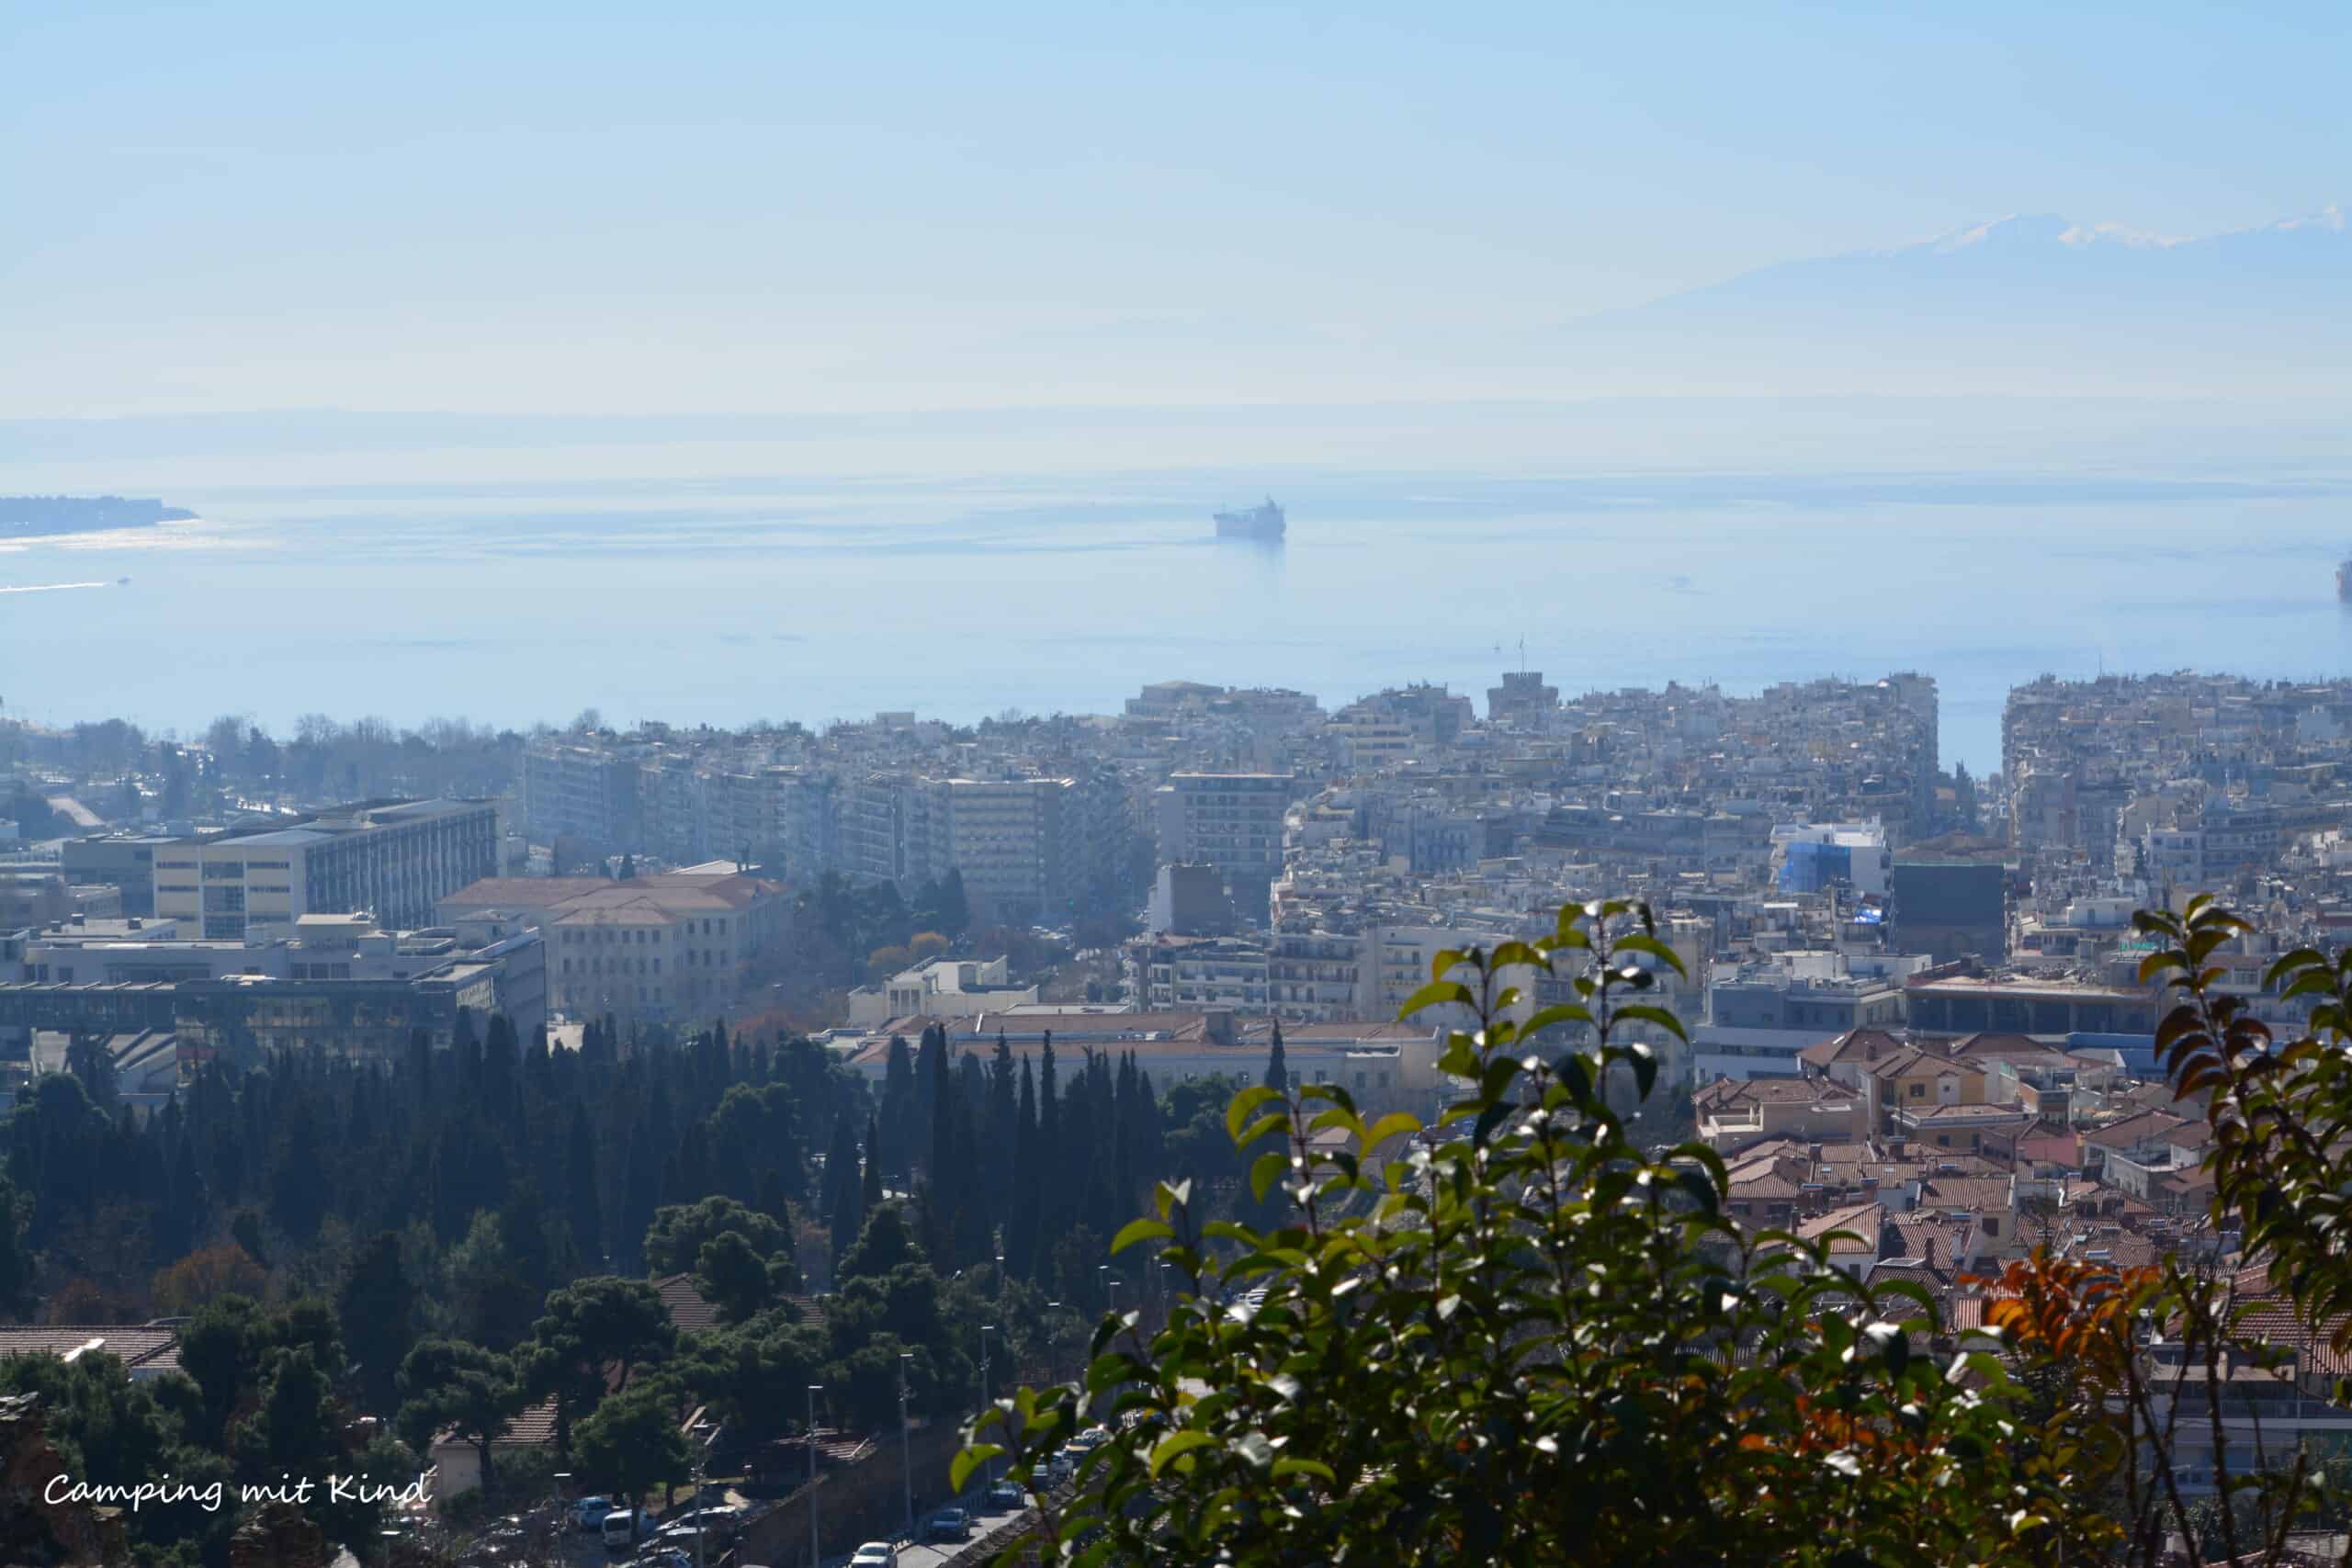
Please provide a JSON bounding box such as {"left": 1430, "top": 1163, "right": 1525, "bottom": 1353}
{"left": 4, "top": 1, "right": 2348, "bottom": 416}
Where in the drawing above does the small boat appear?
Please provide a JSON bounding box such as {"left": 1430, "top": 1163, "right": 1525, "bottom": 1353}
{"left": 117, "top": 576, "right": 131, "bottom": 586}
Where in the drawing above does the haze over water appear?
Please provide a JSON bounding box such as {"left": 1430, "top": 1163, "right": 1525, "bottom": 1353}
{"left": 6, "top": 426, "right": 2350, "bottom": 773}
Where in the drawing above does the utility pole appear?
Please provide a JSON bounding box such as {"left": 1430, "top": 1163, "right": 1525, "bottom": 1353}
{"left": 1046, "top": 1301, "right": 1063, "bottom": 1382}
{"left": 691, "top": 1446, "right": 707, "bottom": 1568}
{"left": 899, "top": 1349, "right": 915, "bottom": 1540}
{"left": 807, "top": 1383, "right": 823, "bottom": 1568}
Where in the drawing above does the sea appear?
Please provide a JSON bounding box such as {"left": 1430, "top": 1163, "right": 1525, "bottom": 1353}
{"left": 4, "top": 435, "right": 2351, "bottom": 773}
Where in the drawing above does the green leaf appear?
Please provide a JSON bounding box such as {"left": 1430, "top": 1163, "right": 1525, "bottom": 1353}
{"left": 1272, "top": 1456, "right": 1337, "bottom": 1483}
{"left": 1521, "top": 1003, "right": 1597, "bottom": 1040}
{"left": 1250, "top": 1150, "right": 1291, "bottom": 1203}
{"left": 1234, "top": 1112, "right": 1289, "bottom": 1149}
{"left": 1225, "top": 1086, "right": 1283, "bottom": 1145}
{"left": 1610, "top": 932, "right": 1689, "bottom": 977}
{"left": 1397, "top": 980, "right": 1477, "bottom": 1020}
{"left": 1363, "top": 1111, "right": 1421, "bottom": 1149}
{"left": 950, "top": 1444, "right": 1001, "bottom": 1494}
{"left": 1611, "top": 1004, "right": 1690, "bottom": 1044}
{"left": 1148, "top": 1429, "right": 1217, "bottom": 1478}
{"left": 1112, "top": 1217, "right": 1175, "bottom": 1256}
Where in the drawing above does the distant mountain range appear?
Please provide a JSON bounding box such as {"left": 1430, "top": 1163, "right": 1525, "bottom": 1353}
{"left": 1542, "top": 209, "right": 2352, "bottom": 397}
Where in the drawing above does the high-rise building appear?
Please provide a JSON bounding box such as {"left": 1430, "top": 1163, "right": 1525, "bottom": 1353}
{"left": 1157, "top": 773, "right": 1295, "bottom": 920}
{"left": 522, "top": 743, "right": 642, "bottom": 851}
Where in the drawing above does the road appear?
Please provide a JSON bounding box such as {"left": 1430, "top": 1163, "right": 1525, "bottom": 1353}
{"left": 817, "top": 1494, "right": 1040, "bottom": 1567}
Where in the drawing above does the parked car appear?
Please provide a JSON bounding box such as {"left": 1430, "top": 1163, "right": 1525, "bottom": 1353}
{"left": 632, "top": 1550, "right": 692, "bottom": 1568}
{"left": 985, "top": 1481, "right": 1025, "bottom": 1511}
{"left": 849, "top": 1544, "right": 899, "bottom": 1568}
{"left": 571, "top": 1496, "right": 616, "bottom": 1530}
{"left": 668, "top": 1506, "right": 744, "bottom": 1541}
{"left": 925, "top": 1506, "right": 971, "bottom": 1541}
{"left": 601, "top": 1510, "right": 654, "bottom": 1551}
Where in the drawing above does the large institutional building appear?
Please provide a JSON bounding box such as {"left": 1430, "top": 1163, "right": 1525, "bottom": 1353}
{"left": 153, "top": 798, "right": 499, "bottom": 940}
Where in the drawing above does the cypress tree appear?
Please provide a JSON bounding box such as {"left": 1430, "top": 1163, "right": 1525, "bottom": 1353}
{"left": 1009, "top": 1057, "right": 1040, "bottom": 1280}
{"left": 877, "top": 1034, "right": 916, "bottom": 1179}
{"left": 862, "top": 1114, "right": 885, "bottom": 1210}
{"left": 1264, "top": 1022, "right": 1289, "bottom": 1092}
{"left": 565, "top": 1102, "right": 604, "bottom": 1269}
{"left": 912, "top": 1024, "right": 944, "bottom": 1163}
{"left": 827, "top": 1115, "right": 865, "bottom": 1266}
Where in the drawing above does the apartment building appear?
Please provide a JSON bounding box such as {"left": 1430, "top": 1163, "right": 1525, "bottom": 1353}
{"left": 1137, "top": 934, "right": 1271, "bottom": 1011}
{"left": 153, "top": 799, "right": 498, "bottom": 941}
{"left": 522, "top": 742, "right": 642, "bottom": 850}
{"left": 1157, "top": 773, "right": 1294, "bottom": 917}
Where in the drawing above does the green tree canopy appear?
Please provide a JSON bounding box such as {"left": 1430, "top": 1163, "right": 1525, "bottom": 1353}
{"left": 643, "top": 1194, "right": 787, "bottom": 1277}
{"left": 395, "top": 1337, "right": 526, "bottom": 1494}
{"left": 575, "top": 1382, "right": 692, "bottom": 1526}
{"left": 965, "top": 899, "right": 2104, "bottom": 1566}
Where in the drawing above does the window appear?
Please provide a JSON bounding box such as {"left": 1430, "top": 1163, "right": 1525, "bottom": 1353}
{"left": 1983, "top": 1217, "right": 2000, "bottom": 1237}
{"left": 1909, "top": 1083, "right": 1926, "bottom": 1099}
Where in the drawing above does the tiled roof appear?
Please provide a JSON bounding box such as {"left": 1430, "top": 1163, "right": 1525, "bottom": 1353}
{"left": 652, "top": 1273, "right": 827, "bottom": 1336}
{"left": 1798, "top": 1029, "right": 1908, "bottom": 1068}
{"left": 1798, "top": 1201, "right": 1884, "bottom": 1253}
{"left": 2084, "top": 1110, "right": 2188, "bottom": 1148}
{"left": 1916, "top": 1178, "right": 2016, "bottom": 1212}
{"left": 0, "top": 1325, "right": 179, "bottom": 1372}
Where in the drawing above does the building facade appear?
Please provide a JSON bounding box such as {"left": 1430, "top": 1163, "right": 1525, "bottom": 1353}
{"left": 153, "top": 799, "right": 498, "bottom": 941}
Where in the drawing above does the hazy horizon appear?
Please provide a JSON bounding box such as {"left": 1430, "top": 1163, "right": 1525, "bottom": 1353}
{"left": 8, "top": 2, "right": 2350, "bottom": 416}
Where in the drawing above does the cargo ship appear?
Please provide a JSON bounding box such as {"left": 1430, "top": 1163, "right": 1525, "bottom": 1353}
{"left": 2339, "top": 552, "right": 2352, "bottom": 603}
{"left": 1214, "top": 498, "right": 1285, "bottom": 540}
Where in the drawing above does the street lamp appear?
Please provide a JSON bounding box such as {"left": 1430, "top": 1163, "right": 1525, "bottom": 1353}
{"left": 806, "top": 1384, "right": 823, "bottom": 1568}
{"left": 1046, "top": 1301, "right": 1064, "bottom": 1382}
{"left": 979, "top": 1325, "right": 998, "bottom": 1485}
{"left": 899, "top": 1350, "right": 915, "bottom": 1540}
{"left": 1100, "top": 1264, "right": 1119, "bottom": 1317}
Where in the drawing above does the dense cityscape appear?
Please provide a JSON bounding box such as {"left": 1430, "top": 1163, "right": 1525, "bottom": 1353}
{"left": 10, "top": 1, "right": 2352, "bottom": 1562}
{"left": 6, "top": 660, "right": 2352, "bottom": 1561}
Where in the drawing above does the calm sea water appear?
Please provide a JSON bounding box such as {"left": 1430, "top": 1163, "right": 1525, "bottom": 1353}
{"left": 4, "top": 459, "right": 2350, "bottom": 772}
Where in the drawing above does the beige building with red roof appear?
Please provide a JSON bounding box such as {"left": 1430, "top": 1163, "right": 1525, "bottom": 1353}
{"left": 439, "top": 871, "right": 783, "bottom": 1021}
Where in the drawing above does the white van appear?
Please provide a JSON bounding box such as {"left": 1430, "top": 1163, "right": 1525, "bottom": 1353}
{"left": 601, "top": 1510, "right": 647, "bottom": 1550}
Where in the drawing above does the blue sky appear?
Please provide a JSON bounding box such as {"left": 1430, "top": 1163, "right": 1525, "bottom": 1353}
{"left": 4, "top": 1, "right": 2346, "bottom": 415}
